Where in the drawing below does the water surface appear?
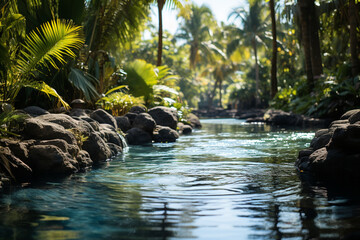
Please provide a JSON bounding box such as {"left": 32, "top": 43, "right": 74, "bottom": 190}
{"left": 1, "top": 119, "right": 360, "bottom": 239}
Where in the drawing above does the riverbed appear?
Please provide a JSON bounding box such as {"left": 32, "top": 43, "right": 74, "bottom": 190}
{"left": 1, "top": 119, "right": 360, "bottom": 239}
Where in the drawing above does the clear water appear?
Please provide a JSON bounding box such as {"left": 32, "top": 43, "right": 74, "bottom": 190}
{"left": 1, "top": 119, "right": 360, "bottom": 240}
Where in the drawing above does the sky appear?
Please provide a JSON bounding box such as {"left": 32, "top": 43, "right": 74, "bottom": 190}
{"left": 150, "top": 0, "right": 247, "bottom": 35}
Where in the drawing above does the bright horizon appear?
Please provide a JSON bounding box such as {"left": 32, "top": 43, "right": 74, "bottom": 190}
{"left": 150, "top": 0, "right": 247, "bottom": 35}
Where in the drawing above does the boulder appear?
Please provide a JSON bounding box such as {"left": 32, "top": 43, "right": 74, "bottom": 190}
{"left": 90, "top": 109, "right": 117, "bottom": 129}
{"left": 153, "top": 126, "right": 179, "bottom": 143}
{"left": 116, "top": 116, "right": 131, "bottom": 132}
{"left": 178, "top": 123, "right": 192, "bottom": 135}
{"left": 0, "top": 139, "right": 34, "bottom": 162}
{"left": 99, "top": 124, "right": 124, "bottom": 147}
{"left": 23, "top": 118, "right": 77, "bottom": 145}
{"left": 27, "top": 145, "right": 78, "bottom": 175}
{"left": 133, "top": 113, "right": 156, "bottom": 133}
{"left": 125, "top": 128, "right": 152, "bottom": 145}
{"left": 68, "top": 108, "right": 90, "bottom": 118}
{"left": 76, "top": 150, "right": 93, "bottom": 169}
{"left": 129, "top": 106, "right": 146, "bottom": 114}
{"left": 0, "top": 147, "right": 32, "bottom": 183}
{"left": 187, "top": 113, "right": 202, "bottom": 128}
{"left": 310, "top": 132, "right": 332, "bottom": 151}
{"left": 37, "top": 139, "right": 80, "bottom": 157}
{"left": 148, "top": 106, "right": 178, "bottom": 130}
{"left": 22, "top": 106, "right": 49, "bottom": 117}
{"left": 124, "top": 112, "right": 138, "bottom": 126}
{"left": 38, "top": 113, "right": 79, "bottom": 129}
{"left": 82, "top": 132, "right": 112, "bottom": 163}
{"left": 107, "top": 143, "right": 123, "bottom": 156}
{"left": 341, "top": 109, "right": 360, "bottom": 120}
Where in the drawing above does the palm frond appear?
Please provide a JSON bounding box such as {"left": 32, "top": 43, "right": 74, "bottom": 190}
{"left": 68, "top": 67, "right": 99, "bottom": 102}
{"left": 17, "top": 19, "right": 84, "bottom": 75}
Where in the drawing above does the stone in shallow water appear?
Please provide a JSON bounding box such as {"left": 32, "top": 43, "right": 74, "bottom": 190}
{"left": 125, "top": 128, "right": 152, "bottom": 145}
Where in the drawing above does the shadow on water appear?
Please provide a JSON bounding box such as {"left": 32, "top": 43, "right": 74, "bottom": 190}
{"left": 1, "top": 119, "right": 360, "bottom": 239}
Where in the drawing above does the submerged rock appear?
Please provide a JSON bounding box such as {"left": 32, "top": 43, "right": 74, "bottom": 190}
{"left": 153, "top": 126, "right": 179, "bottom": 143}
{"left": 125, "top": 128, "right": 152, "bottom": 145}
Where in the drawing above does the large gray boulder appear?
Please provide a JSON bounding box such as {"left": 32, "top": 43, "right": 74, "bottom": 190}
{"left": 148, "top": 106, "right": 178, "bottom": 130}
{"left": 90, "top": 109, "right": 117, "bottom": 129}
{"left": 38, "top": 113, "right": 78, "bottom": 129}
{"left": 153, "top": 126, "right": 179, "bottom": 143}
{"left": 82, "top": 132, "right": 112, "bottom": 163}
{"left": 23, "top": 118, "right": 77, "bottom": 145}
{"left": 133, "top": 113, "right": 156, "bottom": 133}
{"left": 125, "top": 128, "right": 152, "bottom": 145}
{"left": 27, "top": 145, "right": 78, "bottom": 175}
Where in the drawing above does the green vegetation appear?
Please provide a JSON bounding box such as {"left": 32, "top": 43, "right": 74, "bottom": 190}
{"left": 0, "top": 0, "right": 359, "bottom": 121}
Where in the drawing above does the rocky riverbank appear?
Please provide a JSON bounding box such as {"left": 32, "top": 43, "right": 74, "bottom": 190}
{"left": 0, "top": 105, "right": 201, "bottom": 190}
{"left": 237, "top": 109, "right": 330, "bottom": 128}
{"left": 296, "top": 109, "right": 360, "bottom": 181}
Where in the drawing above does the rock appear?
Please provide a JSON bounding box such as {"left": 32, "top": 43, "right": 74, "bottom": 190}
{"left": 115, "top": 116, "right": 131, "bottom": 132}
{"left": 182, "top": 125, "right": 192, "bottom": 135}
{"left": 314, "top": 129, "right": 329, "bottom": 138}
{"left": 23, "top": 118, "right": 77, "bottom": 145}
{"left": 133, "top": 113, "right": 156, "bottom": 133}
{"left": 68, "top": 108, "right": 90, "bottom": 118}
{"left": 99, "top": 124, "right": 123, "bottom": 147}
{"left": 329, "top": 119, "right": 350, "bottom": 128}
{"left": 178, "top": 122, "right": 192, "bottom": 135}
{"left": 37, "top": 139, "right": 80, "bottom": 157}
{"left": 267, "top": 112, "right": 302, "bottom": 126}
{"left": 340, "top": 109, "right": 360, "bottom": 120}
{"left": 70, "top": 99, "right": 87, "bottom": 109}
{"left": 310, "top": 132, "right": 332, "bottom": 150}
{"left": 0, "top": 147, "right": 32, "bottom": 183}
{"left": 76, "top": 150, "right": 93, "bottom": 169}
{"left": 82, "top": 132, "right": 112, "bottom": 163}
{"left": 148, "top": 106, "right": 178, "bottom": 130}
{"left": 0, "top": 139, "right": 34, "bottom": 162}
{"left": 129, "top": 106, "right": 146, "bottom": 114}
{"left": 124, "top": 112, "right": 138, "bottom": 126}
{"left": 298, "top": 148, "right": 313, "bottom": 158}
{"left": 187, "top": 113, "right": 202, "bottom": 128}
{"left": 107, "top": 143, "right": 123, "bottom": 156}
{"left": 27, "top": 145, "right": 78, "bottom": 175}
{"left": 22, "top": 106, "right": 49, "bottom": 117}
{"left": 349, "top": 111, "right": 360, "bottom": 124}
{"left": 153, "top": 126, "right": 179, "bottom": 143}
{"left": 125, "top": 128, "right": 152, "bottom": 145}
{"left": 90, "top": 109, "right": 117, "bottom": 129}
{"left": 246, "top": 117, "right": 265, "bottom": 123}
{"left": 38, "top": 113, "right": 79, "bottom": 129}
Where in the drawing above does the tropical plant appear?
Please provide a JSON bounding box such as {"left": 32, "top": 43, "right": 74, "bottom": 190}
{"left": 228, "top": 0, "right": 269, "bottom": 107}
{"left": 0, "top": 18, "right": 84, "bottom": 108}
{"left": 0, "top": 104, "right": 28, "bottom": 138}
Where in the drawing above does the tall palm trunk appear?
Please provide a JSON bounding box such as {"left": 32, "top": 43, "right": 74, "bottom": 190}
{"left": 309, "top": 0, "right": 323, "bottom": 79}
{"left": 219, "top": 79, "right": 223, "bottom": 107}
{"left": 269, "top": 0, "right": 277, "bottom": 98}
{"left": 299, "top": 0, "right": 314, "bottom": 89}
{"left": 349, "top": 0, "right": 359, "bottom": 76}
{"left": 157, "top": 0, "right": 165, "bottom": 66}
{"left": 253, "top": 40, "right": 260, "bottom": 107}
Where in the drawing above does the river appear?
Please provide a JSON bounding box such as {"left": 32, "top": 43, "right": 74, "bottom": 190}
{"left": 1, "top": 119, "right": 360, "bottom": 239}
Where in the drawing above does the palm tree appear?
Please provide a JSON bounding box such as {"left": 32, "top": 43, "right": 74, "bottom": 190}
{"left": 349, "top": 0, "right": 359, "bottom": 76}
{"left": 269, "top": 0, "right": 277, "bottom": 98}
{"left": 154, "top": 0, "right": 184, "bottom": 66}
{"left": 228, "top": 0, "right": 268, "bottom": 107}
{"left": 177, "top": 4, "right": 225, "bottom": 70}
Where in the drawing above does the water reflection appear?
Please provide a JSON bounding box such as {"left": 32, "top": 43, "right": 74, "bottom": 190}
{"left": 0, "top": 119, "right": 360, "bottom": 239}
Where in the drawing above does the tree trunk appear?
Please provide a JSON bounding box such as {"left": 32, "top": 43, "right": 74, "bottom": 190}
{"left": 298, "top": 0, "right": 314, "bottom": 89}
{"left": 208, "top": 78, "right": 218, "bottom": 110}
{"left": 349, "top": 0, "right": 359, "bottom": 76}
{"left": 219, "top": 79, "right": 223, "bottom": 107}
{"left": 253, "top": 40, "right": 260, "bottom": 107}
{"left": 269, "top": 0, "right": 277, "bottom": 98}
{"left": 157, "top": 0, "right": 165, "bottom": 66}
{"left": 309, "top": 0, "right": 323, "bottom": 79}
